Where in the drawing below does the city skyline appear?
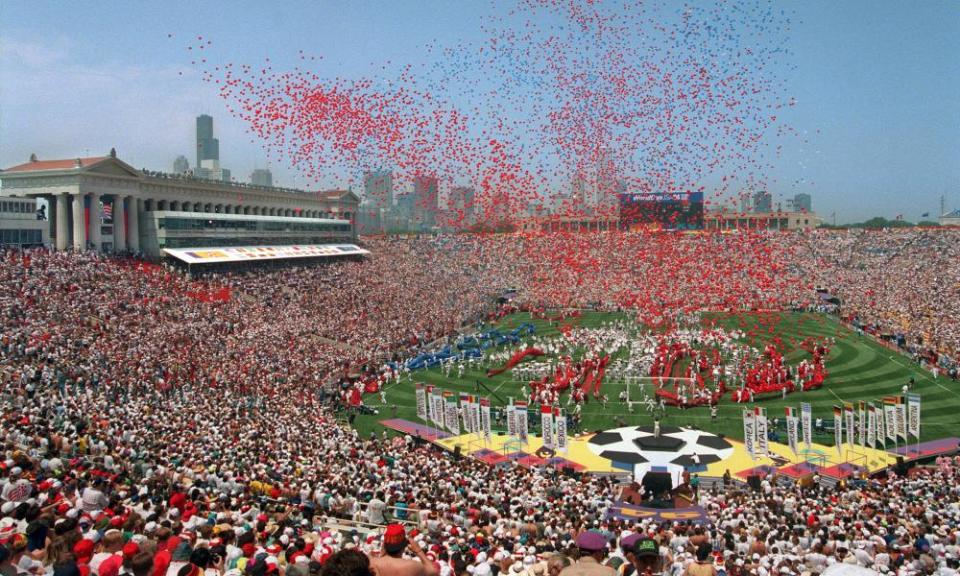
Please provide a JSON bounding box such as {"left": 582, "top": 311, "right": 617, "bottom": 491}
{"left": 1, "top": 1, "right": 958, "bottom": 222}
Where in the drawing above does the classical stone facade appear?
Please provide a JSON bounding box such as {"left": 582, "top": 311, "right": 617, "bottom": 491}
{"left": 0, "top": 151, "right": 359, "bottom": 254}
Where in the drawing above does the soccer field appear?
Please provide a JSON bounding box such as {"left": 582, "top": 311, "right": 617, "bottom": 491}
{"left": 352, "top": 311, "right": 959, "bottom": 444}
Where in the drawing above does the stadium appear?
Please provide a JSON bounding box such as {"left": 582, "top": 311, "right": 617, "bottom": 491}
{"left": 2, "top": 3, "right": 960, "bottom": 576}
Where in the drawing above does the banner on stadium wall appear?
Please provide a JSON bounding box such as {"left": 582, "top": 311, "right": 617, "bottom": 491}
{"left": 444, "top": 392, "right": 460, "bottom": 435}
{"left": 755, "top": 407, "right": 768, "bottom": 456}
{"left": 506, "top": 399, "right": 516, "bottom": 437}
{"left": 907, "top": 393, "right": 920, "bottom": 439}
{"left": 883, "top": 397, "right": 897, "bottom": 443}
{"left": 480, "top": 398, "right": 492, "bottom": 443}
{"left": 415, "top": 384, "right": 427, "bottom": 421}
{"left": 428, "top": 386, "right": 442, "bottom": 427}
{"left": 555, "top": 407, "right": 567, "bottom": 452}
{"left": 844, "top": 403, "right": 855, "bottom": 448}
{"left": 743, "top": 409, "right": 756, "bottom": 460}
{"left": 541, "top": 405, "right": 554, "bottom": 449}
{"left": 896, "top": 396, "right": 908, "bottom": 442}
{"left": 857, "top": 400, "right": 867, "bottom": 448}
{"left": 867, "top": 403, "right": 877, "bottom": 449}
{"left": 833, "top": 405, "right": 843, "bottom": 454}
{"left": 785, "top": 407, "right": 798, "bottom": 455}
{"left": 515, "top": 400, "right": 529, "bottom": 443}
{"left": 801, "top": 402, "right": 812, "bottom": 448}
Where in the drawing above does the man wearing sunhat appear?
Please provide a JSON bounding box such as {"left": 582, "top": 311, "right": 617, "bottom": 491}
{"left": 370, "top": 524, "right": 438, "bottom": 576}
{"left": 561, "top": 532, "right": 616, "bottom": 576}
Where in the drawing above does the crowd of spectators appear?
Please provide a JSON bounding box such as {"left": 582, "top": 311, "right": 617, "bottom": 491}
{"left": 1, "top": 228, "right": 959, "bottom": 576}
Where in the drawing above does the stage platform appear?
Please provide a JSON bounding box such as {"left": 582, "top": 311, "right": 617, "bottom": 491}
{"left": 379, "top": 419, "right": 903, "bottom": 483}
{"left": 888, "top": 437, "right": 960, "bottom": 462}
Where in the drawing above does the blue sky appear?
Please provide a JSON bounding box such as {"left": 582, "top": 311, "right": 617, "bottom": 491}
{"left": 1, "top": 0, "right": 958, "bottom": 222}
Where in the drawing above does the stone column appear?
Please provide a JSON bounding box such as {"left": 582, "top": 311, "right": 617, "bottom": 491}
{"left": 127, "top": 198, "right": 141, "bottom": 253}
{"left": 55, "top": 193, "right": 70, "bottom": 250}
{"left": 113, "top": 196, "right": 127, "bottom": 252}
{"left": 89, "top": 193, "right": 102, "bottom": 251}
{"left": 72, "top": 193, "right": 86, "bottom": 250}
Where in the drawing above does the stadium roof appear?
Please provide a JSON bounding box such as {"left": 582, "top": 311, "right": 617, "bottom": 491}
{"left": 163, "top": 244, "right": 369, "bottom": 265}
{"left": 3, "top": 156, "right": 111, "bottom": 173}
{"left": 152, "top": 210, "right": 349, "bottom": 224}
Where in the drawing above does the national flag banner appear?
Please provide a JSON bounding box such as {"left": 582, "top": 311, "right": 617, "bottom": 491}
{"left": 415, "top": 384, "right": 427, "bottom": 421}
{"left": 480, "top": 398, "right": 492, "bottom": 443}
{"left": 444, "top": 392, "right": 460, "bottom": 435}
{"left": 857, "top": 400, "right": 867, "bottom": 448}
{"left": 432, "top": 391, "right": 445, "bottom": 429}
{"left": 471, "top": 401, "right": 481, "bottom": 437}
{"left": 755, "top": 407, "right": 768, "bottom": 456}
{"left": 506, "top": 400, "right": 517, "bottom": 437}
{"left": 785, "top": 407, "right": 798, "bottom": 455}
{"left": 883, "top": 396, "right": 897, "bottom": 442}
{"left": 459, "top": 393, "right": 473, "bottom": 433}
{"left": 801, "top": 402, "right": 812, "bottom": 448}
{"left": 833, "top": 405, "right": 843, "bottom": 454}
{"left": 743, "top": 409, "right": 756, "bottom": 460}
{"left": 896, "top": 396, "right": 908, "bottom": 441}
{"left": 867, "top": 403, "right": 877, "bottom": 449}
{"left": 907, "top": 393, "right": 920, "bottom": 439}
{"left": 515, "top": 400, "right": 529, "bottom": 442}
{"left": 555, "top": 407, "right": 568, "bottom": 452}
{"left": 541, "top": 405, "right": 554, "bottom": 449}
{"left": 101, "top": 200, "right": 113, "bottom": 222}
{"left": 844, "top": 403, "right": 855, "bottom": 448}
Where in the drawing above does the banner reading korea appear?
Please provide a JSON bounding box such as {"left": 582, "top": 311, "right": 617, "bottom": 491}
{"left": 801, "top": 402, "right": 812, "bottom": 448}
{"left": 541, "top": 405, "right": 554, "bottom": 449}
{"left": 867, "top": 403, "right": 877, "bottom": 449}
{"left": 785, "top": 407, "right": 798, "bottom": 455}
{"left": 896, "top": 396, "right": 908, "bottom": 442}
{"left": 415, "top": 384, "right": 427, "bottom": 421}
{"left": 743, "top": 409, "right": 756, "bottom": 460}
{"left": 480, "top": 398, "right": 492, "bottom": 443}
{"left": 755, "top": 407, "right": 769, "bottom": 456}
{"left": 555, "top": 407, "right": 568, "bottom": 452}
{"left": 907, "top": 393, "right": 920, "bottom": 439}
{"left": 515, "top": 400, "right": 529, "bottom": 442}
{"left": 833, "top": 405, "right": 843, "bottom": 454}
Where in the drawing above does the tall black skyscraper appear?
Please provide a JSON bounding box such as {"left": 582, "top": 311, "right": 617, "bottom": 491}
{"left": 196, "top": 115, "right": 219, "bottom": 167}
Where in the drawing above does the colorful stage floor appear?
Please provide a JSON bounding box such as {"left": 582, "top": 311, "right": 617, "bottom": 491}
{"left": 380, "top": 419, "right": 909, "bottom": 482}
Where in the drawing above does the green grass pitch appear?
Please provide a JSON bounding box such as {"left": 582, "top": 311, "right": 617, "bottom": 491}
{"left": 351, "top": 311, "right": 959, "bottom": 445}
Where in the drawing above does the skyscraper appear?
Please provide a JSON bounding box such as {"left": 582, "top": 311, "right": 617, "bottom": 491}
{"left": 196, "top": 115, "right": 219, "bottom": 167}
{"left": 413, "top": 175, "right": 439, "bottom": 228}
{"left": 173, "top": 155, "right": 189, "bottom": 174}
{"left": 752, "top": 191, "right": 772, "bottom": 213}
{"left": 250, "top": 169, "right": 273, "bottom": 187}
{"left": 363, "top": 170, "right": 394, "bottom": 208}
{"left": 194, "top": 115, "right": 231, "bottom": 182}
{"left": 787, "top": 193, "right": 812, "bottom": 212}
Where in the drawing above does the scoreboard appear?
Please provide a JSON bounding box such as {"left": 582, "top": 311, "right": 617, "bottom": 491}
{"left": 618, "top": 191, "right": 704, "bottom": 230}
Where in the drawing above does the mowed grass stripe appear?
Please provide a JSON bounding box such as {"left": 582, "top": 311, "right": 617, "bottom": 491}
{"left": 351, "top": 311, "right": 958, "bottom": 443}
